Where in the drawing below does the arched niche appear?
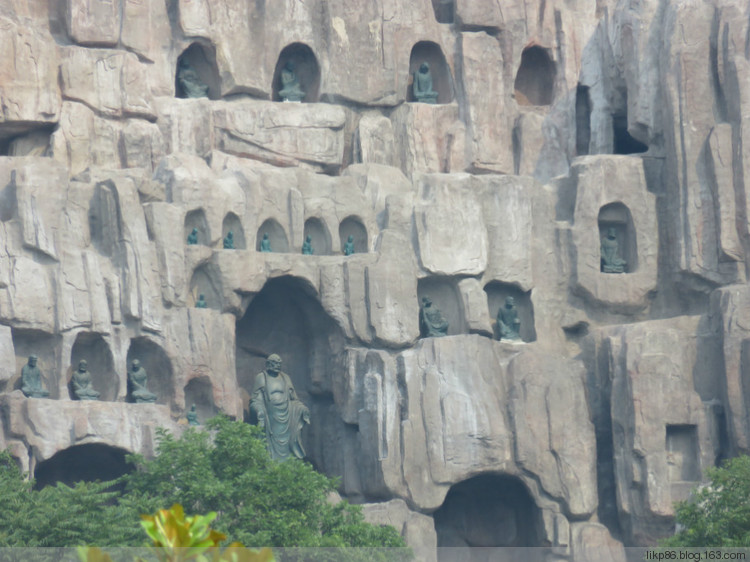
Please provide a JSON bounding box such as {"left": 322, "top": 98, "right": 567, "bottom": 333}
{"left": 271, "top": 43, "right": 320, "bottom": 103}
{"left": 89, "top": 180, "right": 121, "bottom": 258}
{"left": 598, "top": 202, "right": 638, "bottom": 273}
{"left": 175, "top": 42, "right": 221, "bottom": 100}
{"left": 184, "top": 209, "right": 210, "bottom": 246}
{"left": 10, "top": 328, "right": 58, "bottom": 397}
{"left": 303, "top": 217, "right": 332, "bottom": 255}
{"left": 69, "top": 333, "right": 117, "bottom": 401}
{"left": 575, "top": 84, "right": 591, "bottom": 156}
{"left": 34, "top": 443, "right": 131, "bottom": 490}
{"left": 222, "top": 212, "right": 246, "bottom": 249}
{"left": 417, "top": 277, "right": 464, "bottom": 336}
{"left": 126, "top": 338, "right": 173, "bottom": 407}
{"left": 256, "top": 218, "right": 289, "bottom": 253}
{"left": 408, "top": 41, "right": 454, "bottom": 104}
{"left": 189, "top": 263, "right": 222, "bottom": 309}
{"left": 483, "top": 282, "right": 536, "bottom": 343}
{"left": 434, "top": 474, "right": 544, "bottom": 552}
{"left": 513, "top": 46, "right": 557, "bottom": 106}
{"left": 338, "top": 216, "right": 368, "bottom": 255}
{"left": 235, "top": 276, "right": 346, "bottom": 463}
{"left": 184, "top": 377, "right": 216, "bottom": 422}
{"left": 431, "top": 0, "right": 454, "bottom": 23}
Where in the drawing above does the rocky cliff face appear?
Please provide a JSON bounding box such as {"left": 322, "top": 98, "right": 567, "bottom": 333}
{"left": 0, "top": 0, "right": 749, "bottom": 558}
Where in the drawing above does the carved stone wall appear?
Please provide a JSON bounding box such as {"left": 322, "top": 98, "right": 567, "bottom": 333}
{"left": 1, "top": 0, "right": 749, "bottom": 559}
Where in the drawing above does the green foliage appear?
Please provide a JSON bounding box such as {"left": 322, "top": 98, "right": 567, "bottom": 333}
{"left": 663, "top": 455, "right": 750, "bottom": 547}
{"left": 0, "top": 449, "right": 141, "bottom": 546}
{"left": 0, "top": 418, "right": 406, "bottom": 550}
{"left": 122, "top": 417, "right": 406, "bottom": 548}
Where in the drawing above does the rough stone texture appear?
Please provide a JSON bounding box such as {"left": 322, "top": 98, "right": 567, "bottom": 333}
{"left": 570, "top": 523, "right": 626, "bottom": 562}
{"left": 571, "top": 155, "right": 658, "bottom": 311}
{"left": 0, "top": 391, "right": 178, "bottom": 469}
{"left": 712, "top": 285, "right": 750, "bottom": 454}
{"left": 2, "top": 0, "right": 750, "bottom": 558}
{"left": 601, "top": 317, "right": 715, "bottom": 545}
{"left": 362, "top": 499, "right": 437, "bottom": 562}
{"left": 415, "top": 174, "right": 487, "bottom": 276}
{"left": 0, "top": 16, "right": 61, "bottom": 139}
{"left": 213, "top": 101, "right": 349, "bottom": 173}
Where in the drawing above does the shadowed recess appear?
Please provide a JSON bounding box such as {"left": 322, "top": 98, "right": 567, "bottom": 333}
{"left": 176, "top": 42, "right": 221, "bottom": 100}
{"left": 69, "top": 333, "right": 117, "bottom": 401}
{"left": 514, "top": 46, "right": 556, "bottom": 106}
{"left": 434, "top": 473, "right": 544, "bottom": 553}
{"left": 126, "top": 338, "right": 174, "bottom": 407}
{"left": 34, "top": 443, "right": 132, "bottom": 490}
{"left": 303, "top": 217, "right": 332, "bottom": 255}
{"left": 272, "top": 43, "right": 321, "bottom": 103}
{"left": 235, "top": 276, "right": 346, "bottom": 470}
{"left": 407, "top": 41, "right": 454, "bottom": 104}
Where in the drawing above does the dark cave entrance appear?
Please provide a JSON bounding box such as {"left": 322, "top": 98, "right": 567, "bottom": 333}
{"left": 34, "top": 443, "right": 132, "bottom": 490}
{"left": 434, "top": 473, "right": 544, "bottom": 556}
{"left": 514, "top": 46, "right": 556, "bottom": 106}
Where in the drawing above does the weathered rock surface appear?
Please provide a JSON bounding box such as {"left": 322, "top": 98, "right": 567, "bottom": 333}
{"left": 1, "top": 0, "right": 750, "bottom": 558}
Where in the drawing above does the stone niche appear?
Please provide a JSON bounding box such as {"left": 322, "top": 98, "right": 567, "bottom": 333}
{"left": 126, "top": 337, "right": 173, "bottom": 407}
{"left": 34, "top": 443, "right": 131, "bottom": 490}
{"left": 612, "top": 92, "right": 648, "bottom": 155}
{"left": 417, "top": 277, "right": 465, "bottom": 336}
{"left": 484, "top": 282, "right": 536, "bottom": 342}
{"left": 666, "top": 424, "right": 701, "bottom": 501}
{"left": 1, "top": 127, "right": 53, "bottom": 157}
{"left": 433, "top": 474, "right": 544, "bottom": 553}
{"left": 514, "top": 46, "right": 557, "bottom": 106}
{"left": 234, "top": 276, "right": 346, "bottom": 464}
{"left": 431, "top": 0, "right": 454, "bottom": 23}
{"left": 175, "top": 42, "right": 221, "bottom": 100}
{"left": 256, "top": 218, "right": 289, "bottom": 252}
{"left": 338, "top": 215, "right": 368, "bottom": 254}
{"left": 184, "top": 376, "right": 216, "bottom": 422}
{"left": 571, "top": 156, "right": 657, "bottom": 310}
{"left": 303, "top": 216, "right": 332, "bottom": 255}
{"left": 272, "top": 43, "right": 321, "bottom": 103}
{"left": 68, "top": 333, "right": 117, "bottom": 401}
{"left": 408, "top": 41, "right": 454, "bottom": 104}
{"left": 598, "top": 202, "right": 638, "bottom": 273}
{"left": 189, "top": 263, "right": 223, "bottom": 309}
{"left": 184, "top": 208, "right": 210, "bottom": 246}
{"left": 10, "top": 328, "right": 58, "bottom": 398}
{"left": 222, "top": 212, "right": 246, "bottom": 249}
{"left": 89, "top": 180, "right": 121, "bottom": 258}
{"left": 576, "top": 85, "right": 592, "bottom": 156}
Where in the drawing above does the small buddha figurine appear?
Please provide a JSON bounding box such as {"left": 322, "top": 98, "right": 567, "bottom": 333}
{"left": 128, "top": 359, "right": 157, "bottom": 404}
{"left": 21, "top": 355, "right": 49, "bottom": 398}
{"left": 260, "top": 233, "right": 272, "bottom": 252}
{"left": 223, "top": 231, "right": 235, "bottom": 249}
{"left": 601, "top": 227, "right": 627, "bottom": 273}
{"left": 413, "top": 62, "right": 438, "bottom": 104}
{"left": 177, "top": 58, "right": 209, "bottom": 98}
{"left": 187, "top": 228, "right": 199, "bottom": 245}
{"left": 302, "top": 235, "right": 314, "bottom": 255}
{"left": 71, "top": 360, "right": 100, "bottom": 401}
{"left": 187, "top": 403, "right": 199, "bottom": 426}
{"left": 419, "top": 297, "right": 449, "bottom": 338}
{"left": 278, "top": 60, "right": 305, "bottom": 102}
{"left": 497, "top": 297, "right": 521, "bottom": 341}
{"left": 195, "top": 293, "right": 207, "bottom": 308}
{"left": 343, "top": 235, "right": 355, "bottom": 256}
